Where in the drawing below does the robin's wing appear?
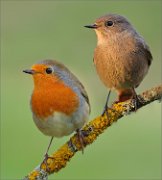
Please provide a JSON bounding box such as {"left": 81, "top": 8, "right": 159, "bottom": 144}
{"left": 71, "top": 75, "right": 91, "bottom": 113}
{"left": 44, "top": 59, "right": 91, "bottom": 112}
{"left": 63, "top": 65, "right": 90, "bottom": 110}
{"left": 80, "top": 84, "right": 90, "bottom": 111}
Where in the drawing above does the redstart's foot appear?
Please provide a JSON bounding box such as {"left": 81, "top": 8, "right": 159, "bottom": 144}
{"left": 101, "top": 104, "right": 109, "bottom": 119}
{"left": 131, "top": 88, "right": 144, "bottom": 111}
{"left": 131, "top": 95, "right": 141, "bottom": 111}
{"left": 40, "top": 153, "right": 54, "bottom": 172}
{"left": 102, "top": 104, "right": 121, "bottom": 123}
{"left": 102, "top": 101, "right": 116, "bottom": 120}
{"left": 76, "top": 129, "right": 86, "bottom": 154}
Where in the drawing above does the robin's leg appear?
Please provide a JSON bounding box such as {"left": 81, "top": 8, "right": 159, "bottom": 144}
{"left": 76, "top": 129, "right": 86, "bottom": 154}
{"left": 101, "top": 90, "right": 111, "bottom": 118}
{"left": 41, "top": 137, "right": 54, "bottom": 170}
{"left": 44, "top": 136, "right": 53, "bottom": 157}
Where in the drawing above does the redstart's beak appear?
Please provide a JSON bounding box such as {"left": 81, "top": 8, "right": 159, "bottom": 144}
{"left": 84, "top": 24, "right": 99, "bottom": 29}
{"left": 23, "top": 69, "right": 35, "bottom": 75}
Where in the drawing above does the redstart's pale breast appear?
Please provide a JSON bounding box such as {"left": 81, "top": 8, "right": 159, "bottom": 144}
{"left": 23, "top": 59, "right": 90, "bottom": 159}
{"left": 85, "top": 13, "right": 152, "bottom": 113}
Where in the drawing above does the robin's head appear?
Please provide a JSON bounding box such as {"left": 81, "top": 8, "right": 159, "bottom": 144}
{"left": 85, "top": 14, "right": 135, "bottom": 43}
{"left": 23, "top": 60, "right": 89, "bottom": 118}
{"left": 23, "top": 60, "right": 68, "bottom": 88}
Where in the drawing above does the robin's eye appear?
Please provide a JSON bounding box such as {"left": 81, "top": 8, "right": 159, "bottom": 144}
{"left": 45, "top": 67, "right": 53, "bottom": 74}
{"left": 105, "top": 21, "right": 113, "bottom": 27}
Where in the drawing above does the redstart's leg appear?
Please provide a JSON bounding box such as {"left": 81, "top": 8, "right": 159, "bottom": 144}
{"left": 132, "top": 88, "right": 141, "bottom": 111}
{"left": 102, "top": 90, "right": 111, "bottom": 118}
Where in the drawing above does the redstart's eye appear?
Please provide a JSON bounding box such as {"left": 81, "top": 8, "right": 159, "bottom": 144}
{"left": 45, "top": 67, "right": 53, "bottom": 74}
{"left": 105, "top": 21, "right": 113, "bottom": 27}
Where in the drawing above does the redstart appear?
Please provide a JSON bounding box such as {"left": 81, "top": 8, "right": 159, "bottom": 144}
{"left": 85, "top": 13, "right": 152, "bottom": 114}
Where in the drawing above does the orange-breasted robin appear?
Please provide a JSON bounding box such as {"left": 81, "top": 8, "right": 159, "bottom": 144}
{"left": 23, "top": 59, "right": 90, "bottom": 158}
{"left": 85, "top": 14, "right": 152, "bottom": 114}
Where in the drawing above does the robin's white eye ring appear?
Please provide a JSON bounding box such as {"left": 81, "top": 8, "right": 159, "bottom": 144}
{"left": 105, "top": 21, "right": 113, "bottom": 27}
{"left": 45, "top": 67, "right": 53, "bottom": 74}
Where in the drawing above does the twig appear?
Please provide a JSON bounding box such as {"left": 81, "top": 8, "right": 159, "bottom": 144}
{"left": 23, "top": 84, "right": 162, "bottom": 180}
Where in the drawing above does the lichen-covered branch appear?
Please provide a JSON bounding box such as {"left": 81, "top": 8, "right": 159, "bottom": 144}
{"left": 23, "top": 84, "right": 162, "bottom": 180}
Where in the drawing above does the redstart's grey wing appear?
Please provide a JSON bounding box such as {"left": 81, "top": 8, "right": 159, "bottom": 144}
{"left": 135, "top": 38, "right": 153, "bottom": 66}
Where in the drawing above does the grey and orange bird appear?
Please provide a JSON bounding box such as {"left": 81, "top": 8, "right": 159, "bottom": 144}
{"left": 23, "top": 59, "right": 90, "bottom": 159}
{"left": 85, "top": 13, "right": 152, "bottom": 114}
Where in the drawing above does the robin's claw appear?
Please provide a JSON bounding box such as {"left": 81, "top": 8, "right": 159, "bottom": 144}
{"left": 76, "top": 129, "right": 86, "bottom": 154}
{"left": 41, "top": 153, "right": 54, "bottom": 172}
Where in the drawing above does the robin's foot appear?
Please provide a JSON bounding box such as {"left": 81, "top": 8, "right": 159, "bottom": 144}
{"left": 40, "top": 153, "right": 54, "bottom": 172}
{"left": 40, "top": 137, "right": 54, "bottom": 171}
{"left": 76, "top": 129, "right": 86, "bottom": 154}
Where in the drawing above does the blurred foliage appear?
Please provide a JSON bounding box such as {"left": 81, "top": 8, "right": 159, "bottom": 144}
{"left": 1, "top": 1, "right": 161, "bottom": 179}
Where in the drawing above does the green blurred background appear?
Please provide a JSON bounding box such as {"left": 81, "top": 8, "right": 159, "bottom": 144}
{"left": 1, "top": 1, "right": 161, "bottom": 179}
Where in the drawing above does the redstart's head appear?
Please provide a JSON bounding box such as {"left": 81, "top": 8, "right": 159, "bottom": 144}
{"left": 84, "top": 14, "right": 136, "bottom": 42}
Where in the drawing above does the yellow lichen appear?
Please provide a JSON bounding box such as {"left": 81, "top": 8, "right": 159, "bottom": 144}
{"left": 28, "top": 170, "right": 40, "bottom": 180}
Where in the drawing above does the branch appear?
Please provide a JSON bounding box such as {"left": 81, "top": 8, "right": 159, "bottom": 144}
{"left": 23, "top": 84, "right": 162, "bottom": 180}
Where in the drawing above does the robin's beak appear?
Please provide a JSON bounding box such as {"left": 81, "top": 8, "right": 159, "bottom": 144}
{"left": 23, "top": 69, "right": 36, "bottom": 75}
{"left": 84, "top": 24, "right": 99, "bottom": 29}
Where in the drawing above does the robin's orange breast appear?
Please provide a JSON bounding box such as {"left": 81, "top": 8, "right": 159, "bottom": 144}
{"left": 31, "top": 81, "right": 79, "bottom": 119}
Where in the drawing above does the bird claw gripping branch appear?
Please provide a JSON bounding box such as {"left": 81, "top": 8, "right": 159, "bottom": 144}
{"left": 68, "top": 126, "right": 94, "bottom": 153}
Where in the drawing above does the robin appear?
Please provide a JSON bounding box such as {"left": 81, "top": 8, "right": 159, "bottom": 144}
{"left": 84, "top": 13, "right": 152, "bottom": 114}
{"left": 23, "top": 59, "right": 90, "bottom": 159}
